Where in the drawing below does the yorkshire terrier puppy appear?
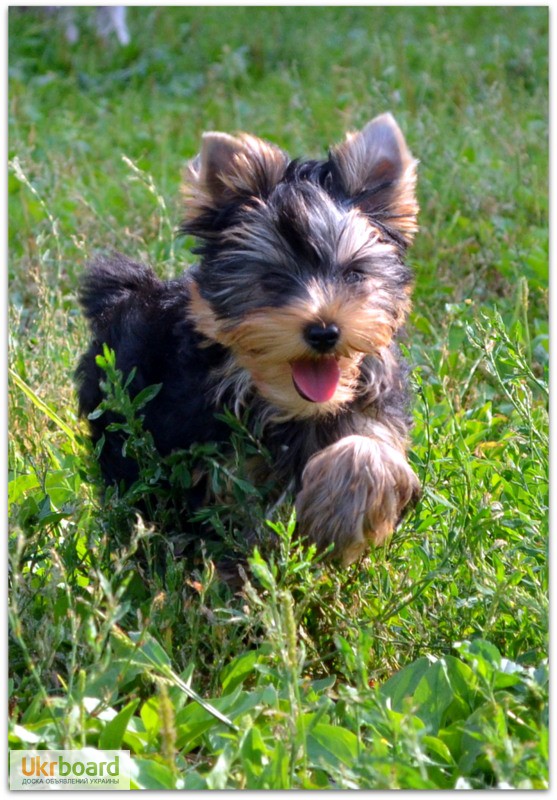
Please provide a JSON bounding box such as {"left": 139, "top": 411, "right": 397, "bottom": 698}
{"left": 76, "top": 113, "right": 420, "bottom": 566}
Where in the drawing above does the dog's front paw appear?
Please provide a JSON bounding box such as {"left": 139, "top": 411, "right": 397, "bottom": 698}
{"left": 295, "top": 434, "right": 420, "bottom": 566}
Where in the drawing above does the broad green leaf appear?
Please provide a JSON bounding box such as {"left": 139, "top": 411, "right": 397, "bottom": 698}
{"left": 110, "top": 630, "right": 237, "bottom": 730}
{"left": 140, "top": 697, "right": 160, "bottom": 738}
{"left": 380, "top": 656, "right": 432, "bottom": 711}
{"left": 132, "top": 383, "right": 163, "bottom": 411}
{"left": 412, "top": 661, "right": 455, "bottom": 731}
{"left": 127, "top": 756, "right": 179, "bottom": 790}
{"left": 8, "top": 473, "right": 40, "bottom": 505}
{"left": 99, "top": 699, "right": 141, "bottom": 750}
{"left": 306, "top": 723, "right": 359, "bottom": 768}
{"left": 248, "top": 550, "right": 276, "bottom": 591}
{"left": 458, "top": 701, "right": 508, "bottom": 774}
{"left": 422, "top": 734, "right": 455, "bottom": 766}
{"left": 84, "top": 659, "right": 144, "bottom": 702}
{"left": 458, "top": 639, "right": 502, "bottom": 668}
{"left": 182, "top": 771, "right": 208, "bottom": 790}
{"left": 382, "top": 656, "right": 476, "bottom": 733}
{"left": 176, "top": 686, "right": 276, "bottom": 752}
{"left": 310, "top": 676, "right": 337, "bottom": 693}
{"left": 438, "top": 721, "right": 463, "bottom": 762}
{"left": 205, "top": 744, "right": 235, "bottom": 790}
{"left": 220, "top": 650, "right": 260, "bottom": 693}
{"left": 495, "top": 658, "right": 524, "bottom": 689}
{"left": 240, "top": 725, "right": 270, "bottom": 774}
{"left": 260, "top": 739, "right": 290, "bottom": 789}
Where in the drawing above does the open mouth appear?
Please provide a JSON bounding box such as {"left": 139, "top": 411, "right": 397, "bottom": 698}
{"left": 290, "top": 357, "right": 341, "bottom": 403}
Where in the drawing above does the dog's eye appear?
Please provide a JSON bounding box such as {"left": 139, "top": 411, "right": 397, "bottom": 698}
{"left": 344, "top": 269, "right": 366, "bottom": 285}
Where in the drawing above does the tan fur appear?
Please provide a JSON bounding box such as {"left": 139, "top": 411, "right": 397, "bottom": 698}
{"left": 188, "top": 280, "right": 410, "bottom": 422}
{"left": 295, "top": 429, "right": 420, "bottom": 565}
{"left": 187, "top": 281, "right": 222, "bottom": 340}
{"left": 220, "top": 134, "right": 289, "bottom": 196}
{"left": 182, "top": 132, "right": 288, "bottom": 224}
{"left": 331, "top": 114, "right": 419, "bottom": 244}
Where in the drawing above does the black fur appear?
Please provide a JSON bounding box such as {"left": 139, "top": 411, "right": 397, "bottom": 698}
{"left": 76, "top": 253, "right": 231, "bottom": 487}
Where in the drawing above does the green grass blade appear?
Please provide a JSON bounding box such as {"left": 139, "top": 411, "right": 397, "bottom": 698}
{"left": 9, "top": 368, "right": 77, "bottom": 444}
{"left": 112, "top": 628, "right": 239, "bottom": 731}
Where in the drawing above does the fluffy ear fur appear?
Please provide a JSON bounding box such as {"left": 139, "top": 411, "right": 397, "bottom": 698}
{"left": 331, "top": 113, "right": 418, "bottom": 244}
{"left": 182, "top": 132, "right": 289, "bottom": 233}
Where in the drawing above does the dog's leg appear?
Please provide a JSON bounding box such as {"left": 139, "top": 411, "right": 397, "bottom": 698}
{"left": 295, "top": 423, "right": 420, "bottom": 565}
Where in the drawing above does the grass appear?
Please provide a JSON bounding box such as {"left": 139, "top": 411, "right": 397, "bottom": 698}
{"left": 8, "top": 6, "right": 548, "bottom": 790}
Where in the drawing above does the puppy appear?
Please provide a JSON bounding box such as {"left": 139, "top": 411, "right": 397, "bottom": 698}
{"left": 76, "top": 113, "right": 420, "bottom": 566}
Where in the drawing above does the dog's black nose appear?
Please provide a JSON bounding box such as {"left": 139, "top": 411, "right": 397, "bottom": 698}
{"left": 304, "top": 323, "right": 340, "bottom": 353}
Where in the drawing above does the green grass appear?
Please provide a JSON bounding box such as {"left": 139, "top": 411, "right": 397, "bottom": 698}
{"left": 8, "top": 6, "right": 548, "bottom": 790}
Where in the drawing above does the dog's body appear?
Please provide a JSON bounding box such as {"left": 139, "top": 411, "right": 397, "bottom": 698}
{"left": 76, "top": 113, "right": 420, "bottom": 565}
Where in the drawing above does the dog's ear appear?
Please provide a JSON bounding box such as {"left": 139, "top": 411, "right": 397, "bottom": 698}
{"left": 330, "top": 113, "right": 418, "bottom": 244}
{"left": 182, "top": 132, "right": 288, "bottom": 232}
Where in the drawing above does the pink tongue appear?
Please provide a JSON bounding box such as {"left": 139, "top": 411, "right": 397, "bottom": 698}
{"left": 291, "top": 358, "right": 341, "bottom": 403}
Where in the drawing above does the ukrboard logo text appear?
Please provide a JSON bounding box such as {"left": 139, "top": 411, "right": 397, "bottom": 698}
{"left": 9, "top": 749, "right": 131, "bottom": 790}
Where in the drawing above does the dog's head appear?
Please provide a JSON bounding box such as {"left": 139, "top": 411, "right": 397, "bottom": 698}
{"left": 182, "top": 114, "right": 418, "bottom": 421}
